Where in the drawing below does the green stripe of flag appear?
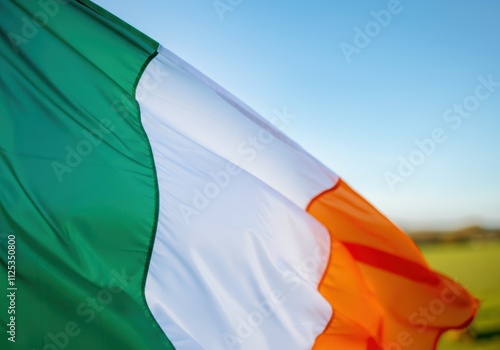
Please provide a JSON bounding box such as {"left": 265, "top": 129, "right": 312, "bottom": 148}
{"left": 0, "top": 0, "right": 172, "bottom": 348}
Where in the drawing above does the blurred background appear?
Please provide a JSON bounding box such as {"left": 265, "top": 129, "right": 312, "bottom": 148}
{"left": 95, "top": 1, "right": 500, "bottom": 348}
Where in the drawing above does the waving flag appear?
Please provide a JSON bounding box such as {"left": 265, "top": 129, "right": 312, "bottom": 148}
{"left": 0, "top": 1, "right": 477, "bottom": 349}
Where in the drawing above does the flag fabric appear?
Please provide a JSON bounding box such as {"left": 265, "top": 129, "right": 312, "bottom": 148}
{"left": 0, "top": 1, "right": 477, "bottom": 350}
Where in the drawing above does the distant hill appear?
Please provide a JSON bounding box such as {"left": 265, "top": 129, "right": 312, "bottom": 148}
{"left": 408, "top": 226, "right": 500, "bottom": 245}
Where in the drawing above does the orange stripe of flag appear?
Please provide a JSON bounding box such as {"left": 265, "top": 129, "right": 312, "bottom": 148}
{"left": 308, "top": 179, "right": 478, "bottom": 350}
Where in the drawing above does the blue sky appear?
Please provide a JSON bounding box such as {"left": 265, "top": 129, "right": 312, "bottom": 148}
{"left": 94, "top": 0, "right": 500, "bottom": 230}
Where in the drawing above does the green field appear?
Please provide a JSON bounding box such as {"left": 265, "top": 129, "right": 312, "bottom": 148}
{"left": 421, "top": 242, "right": 500, "bottom": 349}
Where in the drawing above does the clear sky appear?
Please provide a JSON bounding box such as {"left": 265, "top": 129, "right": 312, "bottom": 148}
{"left": 94, "top": 0, "right": 500, "bottom": 230}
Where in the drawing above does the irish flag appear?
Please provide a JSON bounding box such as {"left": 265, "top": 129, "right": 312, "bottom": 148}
{"left": 0, "top": 1, "right": 477, "bottom": 349}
